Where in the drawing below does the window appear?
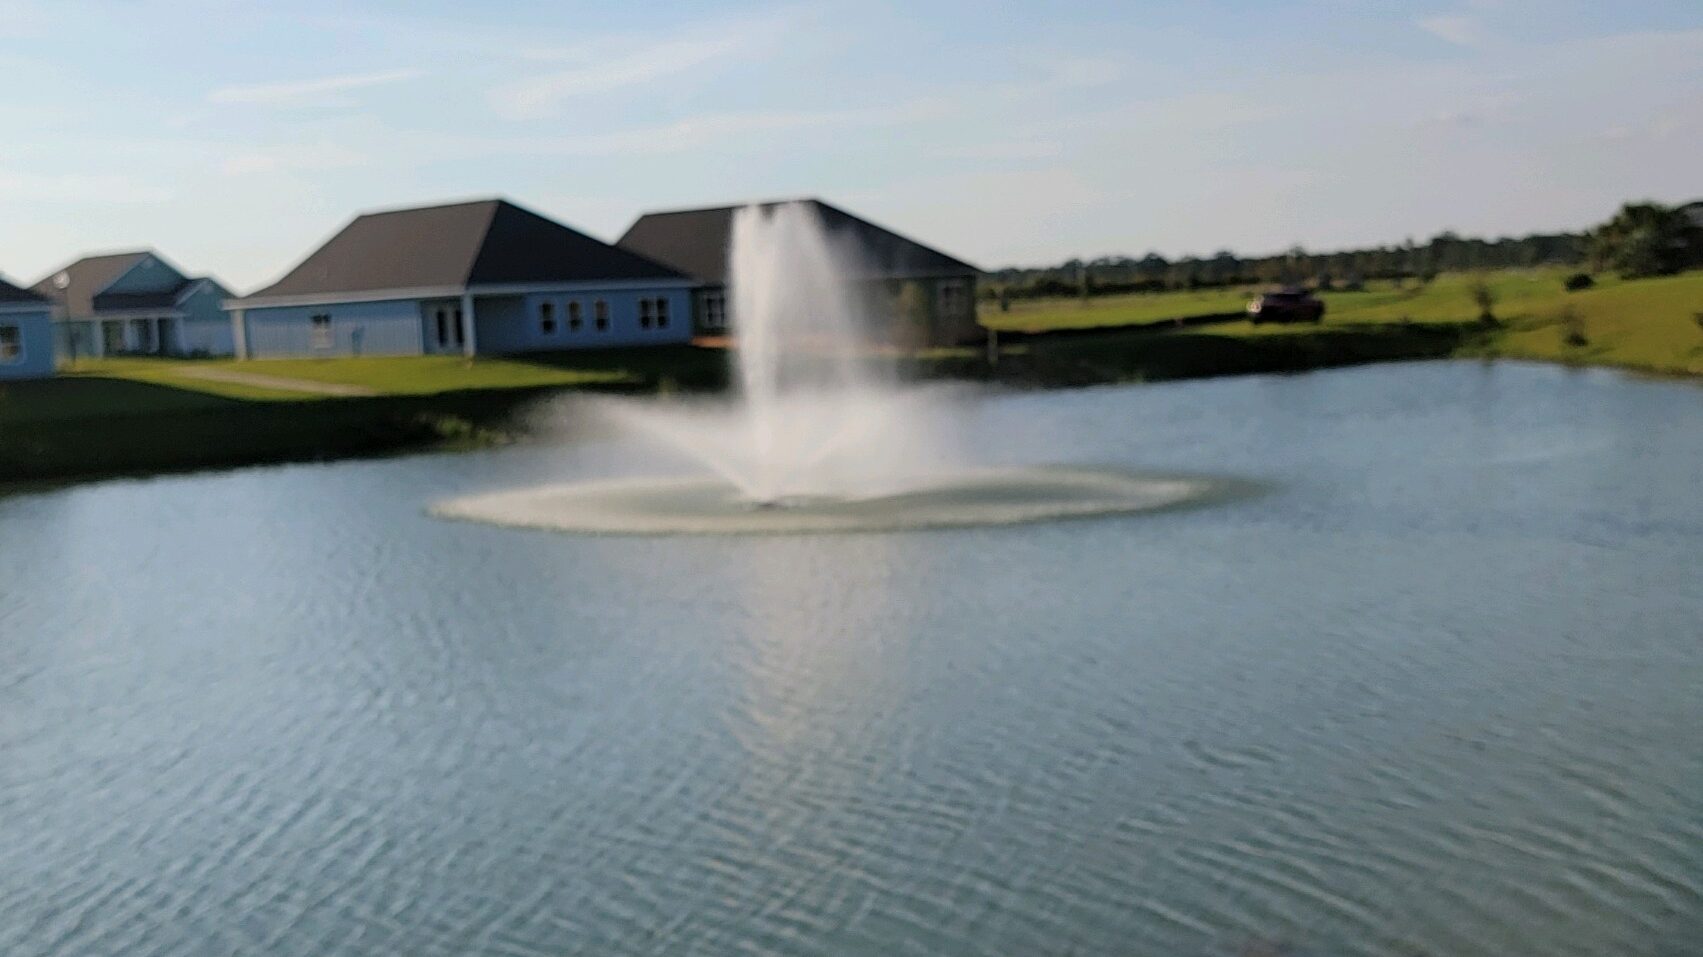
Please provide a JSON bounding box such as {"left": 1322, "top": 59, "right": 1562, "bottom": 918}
{"left": 435, "top": 308, "right": 450, "bottom": 346}
{"left": 453, "top": 308, "right": 465, "bottom": 346}
{"left": 656, "top": 297, "right": 670, "bottom": 329}
{"left": 310, "top": 313, "right": 333, "bottom": 350}
{"left": 567, "top": 301, "right": 583, "bottom": 331}
{"left": 0, "top": 323, "right": 20, "bottom": 363}
{"left": 937, "top": 280, "right": 967, "bottom": 317}
{"left": 540, "top": 301, "right": 556, "bottom": 334}
{"left": 702, "top": 292, "right": 727, "bottom": 331}
{"left": 639, "top": 298, "right": 653, "bottom": 329}
{"left": 594, "top": 300, "right": 609, "bottom": 331}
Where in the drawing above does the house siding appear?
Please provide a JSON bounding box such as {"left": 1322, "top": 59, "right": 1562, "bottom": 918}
{"left": 479, "top": 288, "right": 693, "bottom": 353}
{"left": 242, "top": 299, "right": 425, "bottom": 358}
{"left": 0, "top": 306, "right": 57, "bottom": 379}
{"left": 176, "top": 282, "right": 236, "bottom": 356}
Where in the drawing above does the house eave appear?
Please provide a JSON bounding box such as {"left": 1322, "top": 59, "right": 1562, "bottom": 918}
{"left": 54, "top": 308, "right": 189, "bottom": 322}
{"left": 226, "top": 277, "right": 698, "bottom": 311}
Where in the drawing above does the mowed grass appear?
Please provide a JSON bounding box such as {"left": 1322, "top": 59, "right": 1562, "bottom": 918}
{"left": 52, "top": 347, "right": 727, "bottom": 403}
{"left": 981, "top": 269, "right": 1703, "bottom": 376}
{"left": 1490, "top": 273, "right": 1703, "bottom": 376}
{"left": 981, "top": 288, "right": 1251, "bottom": 332}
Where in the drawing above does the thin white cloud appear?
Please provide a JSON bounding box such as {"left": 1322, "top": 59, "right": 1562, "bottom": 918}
{"left": 1417, "top": 14, "right": 1483, "bottom": 47}
{"left": 491, "top": 37, "right": 743, "bottom": 120}
{"left": 0, "top": 0, "right": 50, "bottom": 39}
{"left": 931, "top": 139, "right": 1065, "bottom": 161}
{"left": 0, "top": 167, "right": 172, "bottom": 204}
{"left": 1046, "top": 57, "right": 1123, "bottom": 89}
{"left": 484, "top": 101, "right": 944, "bottom": 157}
{"left": 489, "top": 12, "right": 794, "bottom": 120}
{"left": 207, "top": 69, "right": 423, "bottom": 106}
{"left": 220, "top": 144, "right": 372, "bottom": 176}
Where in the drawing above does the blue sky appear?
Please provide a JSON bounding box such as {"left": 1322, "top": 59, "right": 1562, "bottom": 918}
{"left": 1, "top": 0, "right": 1699, "bottom": 290}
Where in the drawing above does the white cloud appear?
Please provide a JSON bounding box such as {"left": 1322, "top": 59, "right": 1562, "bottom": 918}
{"left": 488, "top": 12, "right": 795, "bottom": 120}
{"left": 207, "top": 69, "right": 423, "bottom": 106}
{"left": 473, "top": 100, "right": 946, "bottom": 159}
{"left": 0, "top": 167, "right": 172, "bottom": 204}
{"left": 1046, "top": 57, "right": 1123, "bottom": 89}
{"left": 931, "top": 139, "right": 1065, "bottom": 161}
{"left": 1416, "top": 14, "right": 1483, "bottom": 46}
{"left": 220, "top": 144, "right": 372, "bottom": 176}
{"left": 0, "top": 0, "right": 46, "bottom": 39}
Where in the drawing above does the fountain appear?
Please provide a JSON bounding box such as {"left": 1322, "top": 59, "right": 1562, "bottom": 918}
{"left": 433, "top": 202, "right": 1232, "bottom": 535}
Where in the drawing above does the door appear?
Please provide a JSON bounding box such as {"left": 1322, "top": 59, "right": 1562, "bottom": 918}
{"left": 421, "top": 300, "right": 460, "bottom": 354}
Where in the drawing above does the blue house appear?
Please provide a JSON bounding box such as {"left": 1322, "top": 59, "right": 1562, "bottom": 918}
{"left": 33, "top": 250, "right": 234, "bottom": 358}
{"left": 0, "top": 275, "right": 55, "bottom": 380}
{"left": 227, "top": 198, "right": 694, "bottom": 359}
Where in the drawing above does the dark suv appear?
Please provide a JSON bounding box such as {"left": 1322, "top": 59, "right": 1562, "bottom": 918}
{"left": 1246, "top": 288, "right": 1325, "bottom": 324}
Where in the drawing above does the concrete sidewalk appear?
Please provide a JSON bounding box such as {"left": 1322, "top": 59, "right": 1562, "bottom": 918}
{"left": 174, "top": 367, "right": 379, "bottom": 397}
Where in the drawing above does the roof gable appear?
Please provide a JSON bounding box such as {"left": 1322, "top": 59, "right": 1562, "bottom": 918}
{"left": 246, "top": 201, "right": 501, "bottom": 301}
{"left": 617, "top": 198, "right": 979, "bottom": 284}
{"left": 100, "top": 251, "right": 190, "bottom": 296}
{"left": 33, "top": 251, "right": 149, "bottom": 316}
{"left": 244, "top": 198, "right": 683, "bottom": 301}
{"left": 31, "top": 250, "right": 214, "bottom": 316}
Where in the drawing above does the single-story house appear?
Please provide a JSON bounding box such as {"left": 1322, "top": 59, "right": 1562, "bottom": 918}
{"left": 33, "top": 250, "right": 234, "bottom": 358}
{"left": 0, "top": 275, "right": 55, "bottom": 380}
{"left": 616, "top": 198, "right": 982, "bottom": 345}
{"left": 226, "top": 198, "right": 694, "bottom": 359}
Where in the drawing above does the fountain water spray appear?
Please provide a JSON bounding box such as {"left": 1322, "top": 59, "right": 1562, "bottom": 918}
{"left": 596, "top": 201, "right": 962, "bottom": 505}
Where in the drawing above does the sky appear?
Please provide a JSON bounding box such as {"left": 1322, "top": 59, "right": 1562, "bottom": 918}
{"left": 0, "top": 0, "right": 1699, "bottom": 290}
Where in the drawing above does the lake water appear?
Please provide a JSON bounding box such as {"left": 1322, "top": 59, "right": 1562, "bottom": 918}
{"left": 2, "top": 361, "right": 1700, "bottom": 956}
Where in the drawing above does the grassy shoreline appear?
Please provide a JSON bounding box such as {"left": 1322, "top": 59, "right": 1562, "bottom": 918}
{"left": 3, "top": 271, "right": 1698, "bottom": 488}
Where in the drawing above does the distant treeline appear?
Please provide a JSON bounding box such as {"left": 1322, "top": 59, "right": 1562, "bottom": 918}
{"left": 985, "top": 232, "right": 1588, "bottom": 301}
{"left": 984, "top": 200, "right": 1703, "bottom": 301}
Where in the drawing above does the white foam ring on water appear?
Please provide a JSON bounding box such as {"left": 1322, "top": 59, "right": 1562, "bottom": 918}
{"left": 432, "top": 466, "right": 1223, "bottom": 536}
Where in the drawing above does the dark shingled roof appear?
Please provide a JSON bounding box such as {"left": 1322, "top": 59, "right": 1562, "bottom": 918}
{"left": 32, "top": 251, "right": 155, "bottom": 316}
{"left": 245, "top": 199, "right": 684, "bottom": 300}
{"left": 0, "top": 275, "right": 48, "bottom": 304}
{"left": 617, "top": 198, "right": 979, "bottom": 285}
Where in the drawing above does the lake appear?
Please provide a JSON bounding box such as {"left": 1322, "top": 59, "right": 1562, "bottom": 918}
{"left": 2, "top": 361, "right": 1699, "bottom": 956}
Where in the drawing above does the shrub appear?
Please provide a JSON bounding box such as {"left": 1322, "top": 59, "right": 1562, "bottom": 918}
{"left": 1563, "top": 272, "right": 1595, "bottom": 292}
{"left": 1561, "top": 306, "right": 1588, "bottom": 347}
{"left": 1469, "top": 278, "right": 1497, "bottom": 325}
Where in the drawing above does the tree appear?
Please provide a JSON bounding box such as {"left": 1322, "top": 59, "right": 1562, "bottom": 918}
{"left": 1591, "top": 202, "right": 1700, "bottom": 278}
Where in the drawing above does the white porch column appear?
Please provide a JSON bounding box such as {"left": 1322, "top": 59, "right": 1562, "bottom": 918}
{"left": 459, "top": 292, "right": 477, "bottom": 357}
{"left": 90, "top": 320, "right": 106, "bottom": 358}
{"left": 231, "top": 309, "right": 248, "bottom": 360}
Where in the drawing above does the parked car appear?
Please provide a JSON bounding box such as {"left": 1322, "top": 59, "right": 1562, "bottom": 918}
{"left": 1247, "top": 288, "right": 1325, "bottom": 323}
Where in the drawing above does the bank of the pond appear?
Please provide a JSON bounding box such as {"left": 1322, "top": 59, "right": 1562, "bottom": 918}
{"left": 3, "top": 300, "right": 1697, "bottom": 487}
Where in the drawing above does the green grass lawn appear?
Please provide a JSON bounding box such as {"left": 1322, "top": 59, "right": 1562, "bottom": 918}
{"left": 1486, "top": 273, "right": 1703, "bottom": 376}
{"left": 54, "top": 351, "right": 679, "bottom": 401}
{"left": 981, "top": 269, "right": 1703, "bottom": 377}
{"left": 981, "top": 288, "right": 1253, "bottom": 332}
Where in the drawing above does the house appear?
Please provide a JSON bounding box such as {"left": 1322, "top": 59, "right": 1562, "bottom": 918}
{"left": 617, "top": 198, "right": 982, "bottom": 345}
{"left": 33, "top": 250, "right": 234, "bottom": 358}
{"left": 0, "top": 275, "right": 55, "bottom": 380}
{"left": 226, "top": 198, "right": 694, "bottom": 359}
